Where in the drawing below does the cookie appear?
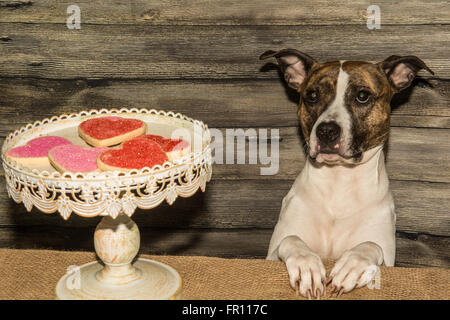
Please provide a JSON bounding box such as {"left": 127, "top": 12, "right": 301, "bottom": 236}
{"left": 6, "top": 136, "right": 72, "bottom": 167}
{"left": 133, "top": 134, "right": 191, "bottom": 160}
{"left": 48, "top": 144, "right": 108, "bottom": 173}
{"left": 97, "top": 138, "right": 168, "bottom": 171}
{"left": 78, "top": 116, "right": 146, "bottom": 147}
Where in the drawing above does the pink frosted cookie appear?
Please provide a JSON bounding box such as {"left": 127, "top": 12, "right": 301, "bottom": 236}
{"left": 78, "top": 116, "right": 147, "bottom": 147}
{"left": 48, "top": 144, "right": 108, "bottom": 173}
{"left": 6, "top": 136, "right": 71, "bottom": 167}
{"left": 133, "top": 134, "right": 191, "bottom": 160}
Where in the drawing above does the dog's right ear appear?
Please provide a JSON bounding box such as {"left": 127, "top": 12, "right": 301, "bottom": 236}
{"left": 260, "top": 48, "right": 317, "bottom": 90}
{"left": 379, "top": 55, "right": 434, "bottom": 92}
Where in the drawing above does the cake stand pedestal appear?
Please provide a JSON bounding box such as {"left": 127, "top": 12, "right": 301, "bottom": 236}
{"left": 56, "top": 213, "right": 182, "bottom": 300}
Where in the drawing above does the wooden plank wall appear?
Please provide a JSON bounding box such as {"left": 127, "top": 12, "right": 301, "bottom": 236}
{"left": 0, "top": 0, "right": 448, "bottom": 268}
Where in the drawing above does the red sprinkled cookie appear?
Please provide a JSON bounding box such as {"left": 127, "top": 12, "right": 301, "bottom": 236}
{"left": 6, "top": 136, "right": 72, "bottom": 167}
{"left": 97, "top": 138, "right": 168, "bottom": 171}
{"left": 78, "top": 116, "right": 146, "bottom": 147}
{"left": 49, "top": 144, "right": 108, "bottom": 173}
{"left": 133, "top": 134, "right": 191, "bottom": 160}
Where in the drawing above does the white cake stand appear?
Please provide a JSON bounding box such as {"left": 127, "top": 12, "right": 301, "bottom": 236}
{"left": 1, "top": 108, "right": 212, "bottom": 300}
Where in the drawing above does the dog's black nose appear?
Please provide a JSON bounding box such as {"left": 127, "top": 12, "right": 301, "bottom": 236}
{"left": 316, "top": 121, "right": 341, "bottom": 145}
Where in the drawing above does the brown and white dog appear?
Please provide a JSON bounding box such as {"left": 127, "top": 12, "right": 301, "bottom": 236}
{"left": 260, "top": 49, "right": 433, "bottom": 298}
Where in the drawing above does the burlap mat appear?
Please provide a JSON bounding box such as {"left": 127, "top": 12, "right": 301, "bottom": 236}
{"left": 0, "top": 248, "right": 448, "bottom": 300}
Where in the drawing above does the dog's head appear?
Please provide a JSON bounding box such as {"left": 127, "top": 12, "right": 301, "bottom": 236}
{"left": 260, "top": 49, "right": 433, "bottom": 165}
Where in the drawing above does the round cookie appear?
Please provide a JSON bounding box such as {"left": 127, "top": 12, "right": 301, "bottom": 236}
{"left": 6, "top": 136, "right": 72, "bottom": 167}
{"left": 49, "top": 144, "right": 108, "bottom": 173}
{"left": 79, "top": 116, "right": 146, "bottom": 147}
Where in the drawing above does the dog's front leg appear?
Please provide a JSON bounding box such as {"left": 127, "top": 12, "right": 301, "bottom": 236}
{"left": 278, "top": 235, "right": 327, "bottom": 299}
{"left": 328, "top": 241, "right": 383, "bottom": 296}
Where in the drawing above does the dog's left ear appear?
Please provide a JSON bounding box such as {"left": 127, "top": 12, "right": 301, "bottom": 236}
{"left": 379, "top": 55, "right": 434, "bottom": 91}
{"left": 260, "top": 48, "right": 317, "bottom": 90}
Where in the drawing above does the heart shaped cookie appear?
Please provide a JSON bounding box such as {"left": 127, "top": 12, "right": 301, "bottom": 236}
{"left": 98, "top": 138, "right": 168, "bottom": 171}
{"left": 133, "top": 134, "right": 191, "bottom": 160}
{"left": 49, "top": 144, "right": 108, "bottom": 173}
{"left": 6, "top": 136, "right": 72, "bottom": 167}
{"left": 79, "top": 116, "right": 146, "bottom": 147}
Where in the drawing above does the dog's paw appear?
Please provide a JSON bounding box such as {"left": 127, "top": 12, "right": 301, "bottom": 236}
{"left": 285, "top": 253, "right": 326, "bottom": 299}
{"left": 328, "top": 250, "right": 380, "bottom": 297}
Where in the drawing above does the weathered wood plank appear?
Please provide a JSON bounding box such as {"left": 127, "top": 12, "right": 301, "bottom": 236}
{"left": 1, "top": 126, "right": 449, "bottom": 183}
{"left": 0, "top": 79, "right": 448, "bottom": 131}
{"left": 0, "top": 227, "right": 447, "bottom": 268}
{"left": 396, "top": 234, "right": 450, "bottom": 268}
{"left": 0, "top": 24, "right": 448, "bottom": 80}
{"left": 208, "top": 126, "right": 450, "bottom": 183}
{"left": 207, "top": 126, "right": 449, "bottom": 183}
{"left": 0, "top": 0, "right": 448, "bottom": 25}
{"left": 1, "top": 177, "right": 448, "bottom": 237}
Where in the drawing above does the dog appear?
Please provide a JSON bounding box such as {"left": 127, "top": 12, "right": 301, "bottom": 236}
{"left": 260, "top": 49, "right": 433, "bottom": 299}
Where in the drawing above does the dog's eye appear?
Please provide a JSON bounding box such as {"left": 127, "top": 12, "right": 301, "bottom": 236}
{"left": 356, "top": 90, "right": 371, "bottom": 104}
{"left": 305, "top": 89, "right": 320, "bottom": 104}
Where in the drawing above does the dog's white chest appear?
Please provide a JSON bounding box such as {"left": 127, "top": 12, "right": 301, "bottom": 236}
{"left": 278, "top": 147, "right": 394, "bottom": 259}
